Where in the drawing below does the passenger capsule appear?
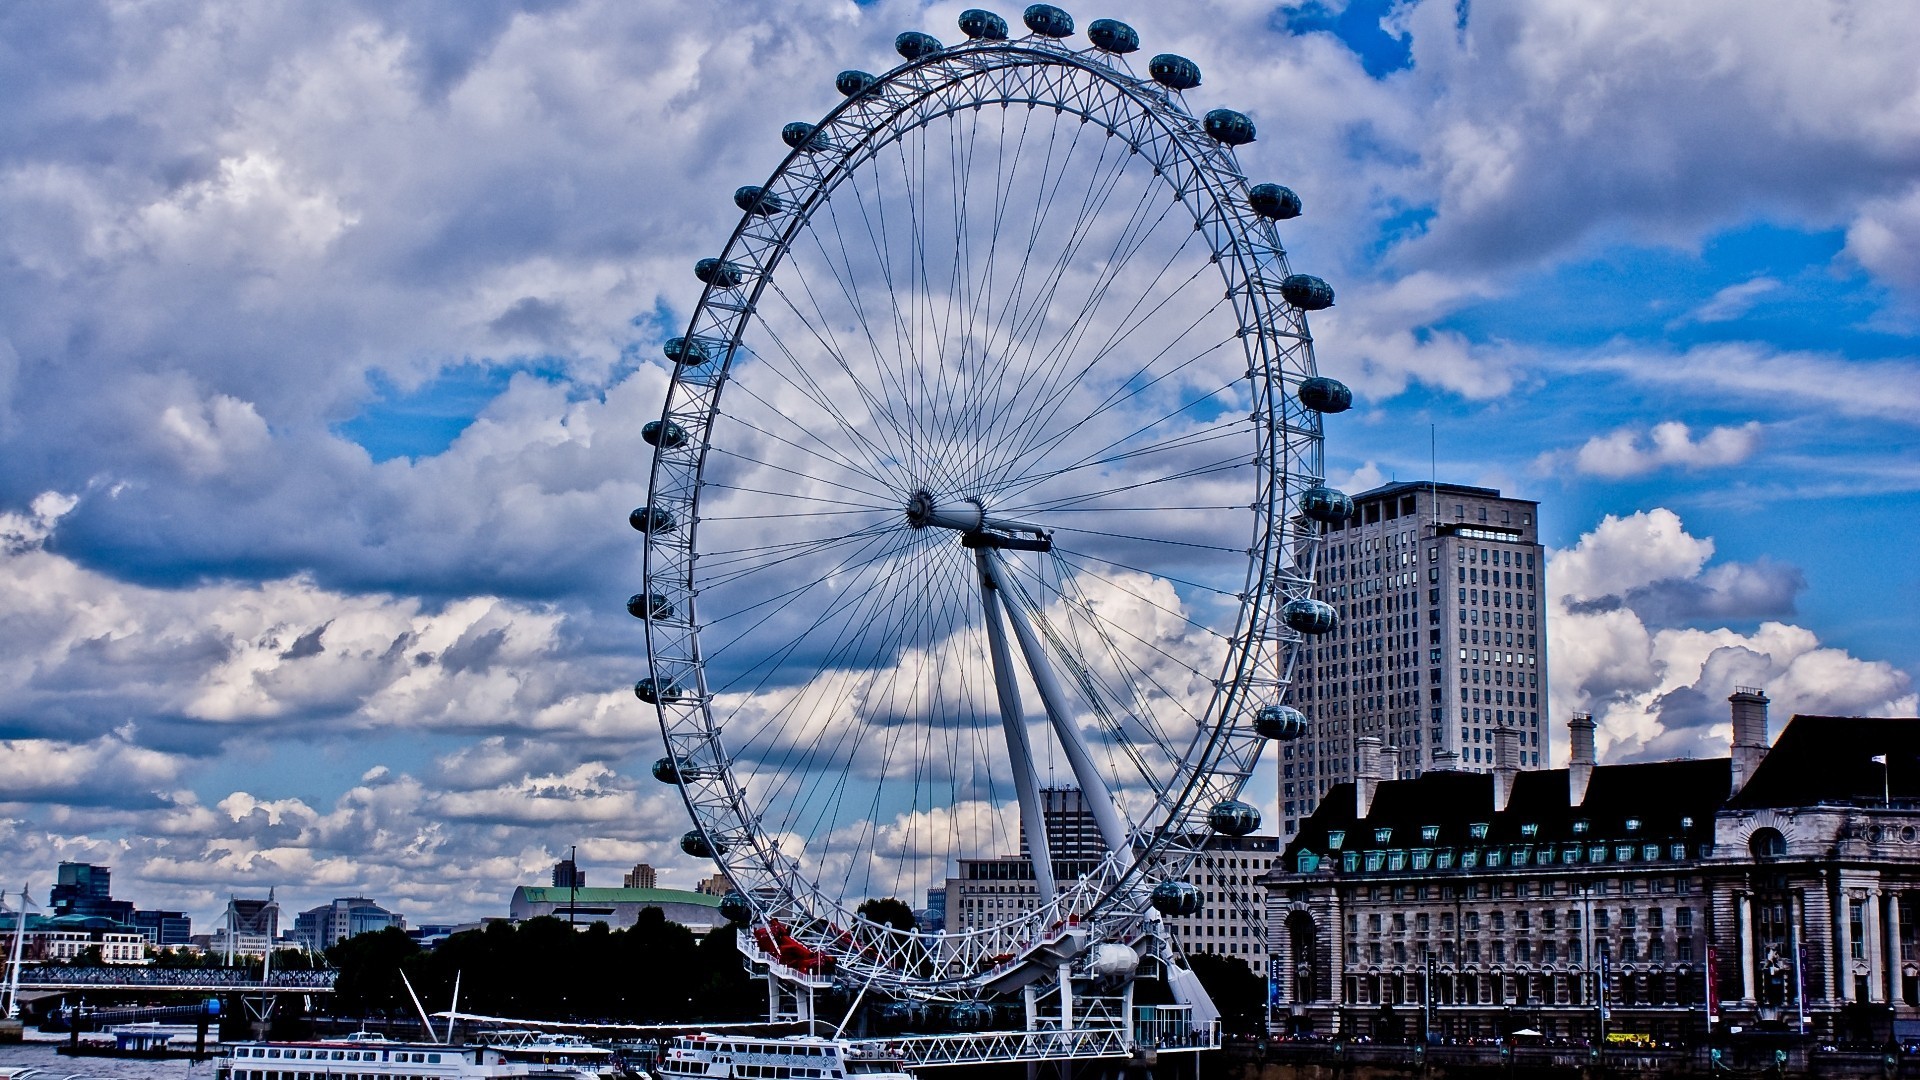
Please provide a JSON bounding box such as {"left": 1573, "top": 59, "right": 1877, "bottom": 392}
{"left": 836, "top": 69, "right": 878, "bottom": 97}
{"left": 634, "top": 677, "right": 683, "bottom": 704}
{"left": 1301, "top": 485, "right": 1354, "bottom": 524}
{"left": 958, "top": 8, "right": 1009, "bottom": 39}
{"left": 1086, "top": 19, "right": 1138, "bottom": 53}
{"left": 1022, "top": 4, "right": 1073, "bottom": 37}
{"left": 719, "top": 891, "right": 753, "bottom": 924}
{"left": 895, "top": 31, "right": 943, "bottom": 59}
{"left": 1208, "top": 799, "right": 1261, "bottom": 837}
{"left": 642, "top": 420, "right": 686, "bottom": 449}
{"left": 947, "top": 1002, "right": 992, "bottom": 1030}
{"left": 695, "top": 258, "right": 744, "bottom": 289}
{"left": 1148, "top": 54, "right": 1201, "bottom": 91}
{"left": 662, "top": 336, "right": 710, "bottom": 366}
{"left": 627, "top": 592, "right": 674, "bottom": 620}
{"left": 1297, "top": 376, "right": 1353, "bottom": 414}
{"left": 1250, "top": 183, "right": 1302, "bottom": 220}
{"left": 1283, "top": 597, "right": 1339, "bottom": 635}
{"left": 1150, "top": 880, "right": 1201, "bottom": 917}
{"left": 681, "top": 830, "right": 723, "bottom": 858}
{"left": 782, "top": 122, "right": 822, "bottom": 150}
{"left": 733, "top": 185, "right": 784, "bottom": 216}
{"left": 1203, "top": 109, "right": 1256, "bottom": 146}
{"left": 1280, "top": 273, "right": 1335, "bottom": 311}
{"left": 1254, "top": 704, "right": 1309, "bottom": 741}
{"left": 651, "top": 756, "right": 682, "bottom": 784}
{"left": 629, "top": 505, "right": 678, "bottom": 533}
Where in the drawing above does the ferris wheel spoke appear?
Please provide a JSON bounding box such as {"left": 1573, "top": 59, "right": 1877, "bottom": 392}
{"left": 966, "top": 128, "right": 1149, "bottom": 473}
{"left": 968, "top": 147, "right": 1196, "bottom": 481}
{"left": 717, "top": 374, "right": 903, "bottom": 490}
{"left": 758, "top": 276, "right": 918, "bottom": 477}
{"left": 702, "top": 443, "right": 899, "bottom": 506}
{"left": 982, "top": 269, "right": 1233, "bottom": 494}
{"left": 699, "top": 524, "right": 916, "bottom": 637}
{"left": 994, "top": 405, "right": 1254, "bottom": 511}
{"left": 1005, "top": 453, "right": 1254, "bottom": 519}
{"left": 742, "top": 538, "right": 953, "bottom": 836}
{"left": 972, "top": 166, "right": 1189, "bottom": 476}
{"left": 795, "top": 196, "right": 922, "bottom": 469}
{"left": 693, "top": 517, "right": 897, "bottom": 574}
{"left": 1049, "top": 543, "right": 1246, "bottom": 601}
{"left": 992, "top": 554, "right": 1174, "bottom": 815}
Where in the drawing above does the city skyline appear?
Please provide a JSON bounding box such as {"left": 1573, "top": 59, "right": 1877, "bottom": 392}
{"left": 1, "top": 0, "right": 1916, "bottom": 926}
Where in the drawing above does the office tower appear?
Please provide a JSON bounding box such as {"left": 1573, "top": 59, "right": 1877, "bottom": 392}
{"left": 1279, "top": 481, "right": 1548, "bottom": 839}
{"left": 623, "top": 863, "right": 659, "bottom": 889}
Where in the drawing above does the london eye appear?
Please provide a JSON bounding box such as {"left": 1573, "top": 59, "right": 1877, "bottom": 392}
{"left": 630, "top": 4, "right": 1352, "bottom": 1028}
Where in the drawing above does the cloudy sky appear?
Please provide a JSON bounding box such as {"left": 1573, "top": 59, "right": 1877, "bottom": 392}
{"left": 2, "top": 0, "right": 1916, "bottom": 929}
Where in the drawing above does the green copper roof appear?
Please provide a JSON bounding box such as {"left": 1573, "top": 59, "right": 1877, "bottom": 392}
{"left": 513, "top": 886, "right": 723, "bottom": 907}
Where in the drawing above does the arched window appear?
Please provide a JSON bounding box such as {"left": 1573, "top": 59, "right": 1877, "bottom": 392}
{"left": 1749, "top": 827, "right": 1786, "bottom": 861}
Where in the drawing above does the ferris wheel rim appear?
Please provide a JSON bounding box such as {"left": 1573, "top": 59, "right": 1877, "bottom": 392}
{"left": 637, "top": 29, "right": 1328, "bottom": 995}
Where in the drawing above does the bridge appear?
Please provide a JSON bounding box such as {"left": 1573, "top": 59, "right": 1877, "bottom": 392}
{"left": 15, "top": 965, "right": 336, "bottom": 993}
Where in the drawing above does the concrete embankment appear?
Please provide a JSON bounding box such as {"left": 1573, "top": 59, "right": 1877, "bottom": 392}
{"left": 1215, "top": 1041, "right": 1910, "bottom": 1080}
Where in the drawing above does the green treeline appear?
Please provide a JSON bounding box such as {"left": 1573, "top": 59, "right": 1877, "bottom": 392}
{"left": 325, "top": 911, "right": 759, "bottom": 1022}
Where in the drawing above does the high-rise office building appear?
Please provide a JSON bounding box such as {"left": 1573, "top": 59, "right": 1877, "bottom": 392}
{"left": 552, "top": 859, "right": 586, "bottom": 889}
{"left": 623, "top": 863, "right": 658, "bottom": 889}
{"left": 1279, "top": 481, "right": 1548, "bottom": 839}
{"left": 49, "top": 862, "right": 135, "bottom": 925}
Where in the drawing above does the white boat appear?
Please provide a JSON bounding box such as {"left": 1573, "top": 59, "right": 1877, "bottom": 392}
{"left": 217, "top": 1031, "right": 612, "bottom": 1080}
{"left": 654, "top": 1035, "right": 910, "bottom": 1080}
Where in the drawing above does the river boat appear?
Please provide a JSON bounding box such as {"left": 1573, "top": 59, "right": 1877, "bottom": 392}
{"left": 653, "top": 1035, "right": 911, "bottom": 1080}
{"left": 217, "top": 1031, "right": 613, "bottom": 1080}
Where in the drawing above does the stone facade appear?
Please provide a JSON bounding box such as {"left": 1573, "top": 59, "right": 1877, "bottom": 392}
{"left": 1262, "top": 692, "right": 1920, "bottom": 1043}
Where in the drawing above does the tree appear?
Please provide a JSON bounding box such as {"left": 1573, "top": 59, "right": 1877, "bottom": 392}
{"left": 857, "top": 897, "right": 917, "bottom": 932}
{"left": 326, "top": 927, "right": 421, "bottom": 1017}
{"left": 1187, "top": 952, "right": 1267, "bottom": 1036}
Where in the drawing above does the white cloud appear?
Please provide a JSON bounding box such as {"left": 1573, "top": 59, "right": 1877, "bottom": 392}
{"left": 1541, "top": 420, "right": 1763, "bottom": 478}
{"left": 1846, "top": 183, "right": 1920, "bottom": 289}
{"left": 1547, "top": 510, "right": 1915, "bottom": 764}
{"left": 1556, "top": 342, "right": 1920, "bottom": 425}
{"left": 1675, "top": 277, "right": 1781, "bottom": 325}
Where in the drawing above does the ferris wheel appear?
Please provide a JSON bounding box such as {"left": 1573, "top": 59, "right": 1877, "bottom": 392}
{"left": 631, "top": 5, "right": 1351, "bottom": 1011}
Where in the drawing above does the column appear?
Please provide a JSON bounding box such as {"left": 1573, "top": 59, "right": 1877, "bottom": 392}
{"left": 1791, "top": 890, "right": 1807, "bottom": 1015}
{"left": 1738, "top": 892, "right": 1757, "bottom": 1002}
{"left": 1838, "top": 886, "right": 1855, "bottom": 1002}
{"left": 1868, "top": 887, "right": 1885, "bottom": 1003}
{"left": 1886, "top": 891, "right": 1903, "bottom": 1004}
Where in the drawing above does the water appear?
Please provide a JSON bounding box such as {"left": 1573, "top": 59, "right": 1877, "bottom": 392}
{"left": 1, "top": 1038, "right": 216, "bottom": 1080}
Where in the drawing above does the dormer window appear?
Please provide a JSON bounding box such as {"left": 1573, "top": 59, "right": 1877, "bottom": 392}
{"left": 1327, "top": 829, "right": 1346, "bottom": 850}
{"left": 1572, "top": 820, "right": 1590, "bottom": 834}
{"left": 1469, "top": 823, "right": 1490, "bottom": 840}
{"left": 1375, "top": 827, "right": 1393, "bottom": 844}
{"left": 1421, "top": 825, "right": 1441, "bottom": 842}
{"left": 1520, "top": 823, "right": 1539, "bottom": 838}
{"left": 1681, "top": 816, "right": 1694, "bottom": 829}
{"left": 1625, "top": 818, "right": 1642, "bottom": 832}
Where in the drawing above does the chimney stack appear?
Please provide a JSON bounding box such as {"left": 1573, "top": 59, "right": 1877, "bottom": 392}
{"left": 1430, "top": 749, "right": 1460, "bottom": 772}
{"left": 1492, "top": 726, "right": 1522, "bottom": 812}
{"left": 1356, "top": 736, "right": 1383, "bottom": 818}
{"left": 1379, "top": 744, "right": 1403, "bottom": 783}
{"left": 1568, "top": 713, "right": 1597, "bottom": 805}
{"left": 1729, "top": 687, "right": 1770, "bottom": 793}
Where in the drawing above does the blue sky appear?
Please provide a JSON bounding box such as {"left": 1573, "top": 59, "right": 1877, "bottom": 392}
{"left": 0, "top": 0, "right": 1916, "bottom": 926}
